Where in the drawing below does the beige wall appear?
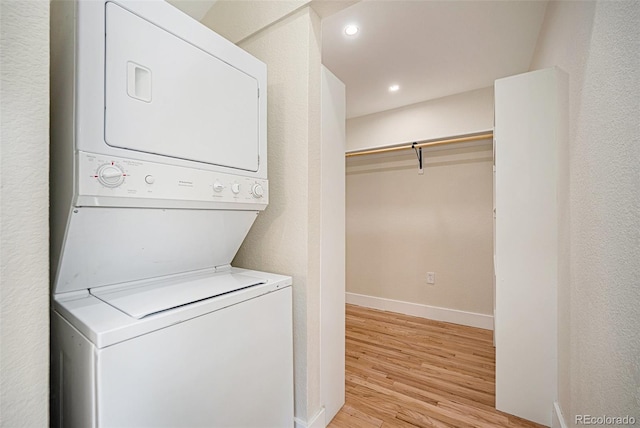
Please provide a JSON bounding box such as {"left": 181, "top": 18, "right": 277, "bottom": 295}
{"left": 530, "top": 0, "right": 640, "bottom": 424}
{"left": 346, "top": 142, "right": 494, "bottom": 316}
{"left": 203, "top": 3, "right": 325, "bottom": 424}
{"left": 345, "top": 86, "right": 495, "bottom": 320}
{"left": 0, "top": 0, "right": 50, "bottom": 426}
{"left": 347, "top": 87, "right": 493, "bottom": 325}
{"left": 346, "top": 86, "right": 494, "bottom": 152}
{"left": 201, "top": 0, "right": 306, "bottom": 44}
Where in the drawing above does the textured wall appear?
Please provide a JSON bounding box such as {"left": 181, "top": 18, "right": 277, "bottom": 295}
{"left": 205, "top": 6, "right": 325, "bottom": 424}
{"left": 346, "top": 143, "right": 494, "bottom": 316}
{"left": 0, "top": 0, "right": 50, "bottom": 426}
{"left": 531, "top": 0, "right": 640, "bottom": 424}
{"left": 201, "top": 0, "right": 306, "bottom": 44}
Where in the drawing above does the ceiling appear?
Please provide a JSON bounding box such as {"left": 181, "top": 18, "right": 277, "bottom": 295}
{"left": 321, "top": 0, "right": 549, "bottom": 118}
{"left": 167, "top": 0, "right": 549, "bottom": 120}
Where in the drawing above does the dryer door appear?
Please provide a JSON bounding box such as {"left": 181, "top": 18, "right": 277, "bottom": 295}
{"left": 104, "top": 2, "right": 259, "bottom": 172}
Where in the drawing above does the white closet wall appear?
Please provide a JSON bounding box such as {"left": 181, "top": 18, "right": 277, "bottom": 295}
{"left": 494, "top": 67, "right": 568, "bottom": 426}
{"left": 320, "top": 66, "right": 346, "bottom": 425}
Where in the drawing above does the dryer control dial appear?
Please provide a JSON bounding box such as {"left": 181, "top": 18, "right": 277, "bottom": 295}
{"left": 97, "top": 163, "right": 125, "bottom": 188}
{"left": 213, "top": 181, "right": 225, "bottom": 192}
{"left": 251, "top": 183, "right": 264, "bottom": 198}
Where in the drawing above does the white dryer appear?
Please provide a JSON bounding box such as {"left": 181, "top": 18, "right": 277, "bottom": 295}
{"left": 50, "top": 1, "right": 293, "bottom": 427}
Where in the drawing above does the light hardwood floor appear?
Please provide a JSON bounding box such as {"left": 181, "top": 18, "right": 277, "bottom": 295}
{"left": 327, "top": 304, "right": 546, "bottom": 428}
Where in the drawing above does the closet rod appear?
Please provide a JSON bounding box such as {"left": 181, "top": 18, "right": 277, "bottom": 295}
{"left": 345, "top": 131, "right": 494, "bottom": 158}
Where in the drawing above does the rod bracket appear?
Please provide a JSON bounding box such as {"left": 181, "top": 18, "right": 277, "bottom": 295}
{"left": 412, "top": 142, "right": 423, "bottom": 174}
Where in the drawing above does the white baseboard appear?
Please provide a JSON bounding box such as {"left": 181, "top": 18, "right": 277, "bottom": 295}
{"left": 346, "top": 292, "right": 494, "bottom": 330}
{"left": 553, "top": 401, "right": 568, "bottom": 428}
{"left": 295, "top": 407, "right": 325, "bottom": 428}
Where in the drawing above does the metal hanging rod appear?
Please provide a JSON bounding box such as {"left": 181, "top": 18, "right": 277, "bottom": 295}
{"left": 345, "top": 132, "right": 494, "bottom": 158}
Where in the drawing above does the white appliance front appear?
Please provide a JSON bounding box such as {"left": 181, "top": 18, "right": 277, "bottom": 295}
{"left": 98, "top": 288, "right": 292, "bottom": 428}
{"left": 104, "top": 2, "right": 259, "bottom": 172}
{"left": 50, "top": 1, "right": 293, "bottom": 427}
{"left": 54, "top": 207, "right": 260, "bottom": 294}
{"left": 52, "top": 270, "right": 294, "bottom": 428}
{"left": 51, "top": 0, "right": 270, "bottom": 290}
{"left": 71, "top": 0, "right": 267, "bottom": 179}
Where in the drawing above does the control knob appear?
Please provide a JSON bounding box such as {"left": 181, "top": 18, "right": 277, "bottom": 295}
{"left": 231, "top": 183, "right": 241, "bottom": 194}
{"left": 213, "top": 181, "right": 225, "bottom": 192}
{"left": 251, "top": 183, "right": 265, "bottom": 198}
{"left": 97, "top": 163, "right": 125, "bottom": 188}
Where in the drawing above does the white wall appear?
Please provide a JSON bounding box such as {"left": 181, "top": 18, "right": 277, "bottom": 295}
{"left": 203, "top": 4, "right": 326, "bottom": 426}
{"left": 346, "top": 86, "right": 494, "bottom": 152}
{"left": 530, "top": 1, "right": 640, "bottom": 425}
{"left": 0, "top": 1, "right": 50, "bottom": 426}
{"left": 320, "top": 66, "right": 345, "bottom": 425}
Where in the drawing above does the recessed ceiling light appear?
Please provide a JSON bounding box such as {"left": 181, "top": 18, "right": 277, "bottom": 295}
{"left": 344, "top": 24, "right": 359, "bottom": 36}
{"left": 389, "top": 84, "right": 400, "bottom": 92}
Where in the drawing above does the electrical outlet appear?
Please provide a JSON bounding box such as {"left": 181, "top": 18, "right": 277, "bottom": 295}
{"left": 427, "top": 272, "right": 435, "bottom": 284}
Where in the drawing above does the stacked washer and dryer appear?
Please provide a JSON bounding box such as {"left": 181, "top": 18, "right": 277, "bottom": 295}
{"left": 50, "top": 1, "right": 293, "bottom": 426}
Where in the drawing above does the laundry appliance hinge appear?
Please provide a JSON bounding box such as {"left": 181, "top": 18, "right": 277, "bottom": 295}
{"left": 215, "top": 264, "right": 232, "bottom": 272}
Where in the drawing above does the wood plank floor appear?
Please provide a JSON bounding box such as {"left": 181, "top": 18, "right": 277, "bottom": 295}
{"left": 327, "top": 305, "right": 546, "bottom": 428}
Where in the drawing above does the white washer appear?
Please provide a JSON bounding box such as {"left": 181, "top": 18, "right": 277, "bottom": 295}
{"left": 50, "top": 1, "right": 293, "bottom": 426}
{"left": 52, "top": 269, "right": 293, "bottom": 427}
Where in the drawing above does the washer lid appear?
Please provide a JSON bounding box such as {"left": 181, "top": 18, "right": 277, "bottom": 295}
{"left": 91, "top": 271, "right": 266, "bottom": 319}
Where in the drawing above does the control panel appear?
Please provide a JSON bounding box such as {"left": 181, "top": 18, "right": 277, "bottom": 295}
{"left": 77, "top": 152, "right": 268, "bottom": 208}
